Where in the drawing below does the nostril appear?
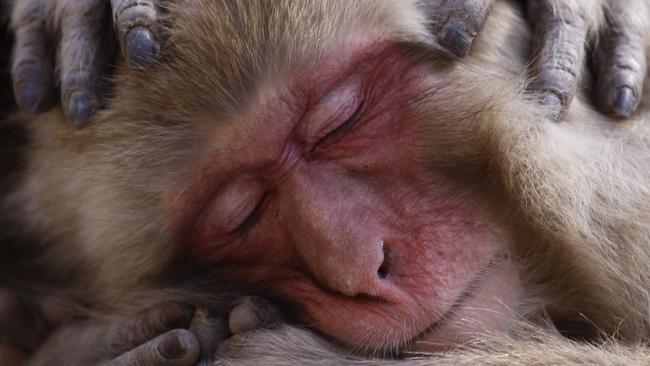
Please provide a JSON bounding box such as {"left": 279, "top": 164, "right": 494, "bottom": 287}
{"left": 377, "top": 243, "right": 390, "bottom": 279}
{"left": 378, "top": 262, "right": 388, "bottom": 279}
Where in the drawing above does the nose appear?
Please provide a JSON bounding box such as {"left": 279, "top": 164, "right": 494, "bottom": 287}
{"left": 306, "top": 229, "right": 387, "bottom": 297}
{"left": 285, "top": 170, "right": 390, "bottom": 297}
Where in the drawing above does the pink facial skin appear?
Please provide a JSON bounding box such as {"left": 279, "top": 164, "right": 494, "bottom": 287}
{"left": 169, "top": 39, "right": 520, "bottom": 353}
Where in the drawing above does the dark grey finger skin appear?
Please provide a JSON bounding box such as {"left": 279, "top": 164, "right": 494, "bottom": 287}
{"left": 228, "top": 297, "right": 281, "bottom": 336}
{"left": 432, "top": 0, "right": 496, "bottom": 57}
{"left": 593, "top": 0, "right": 648, "bottom": 118}
{"left": 10, "top": 1, "right": 57, "bottom": 114}
{"left": 58, "top": 0, "right": 110, "bottom": 127}
{"left": 0, "top": 288, "right": 47, "bottom": 351}
{"left": 102, "top": 329, "right": 200, "bottom": 366}
{"left": 105, "top": 302, "right": 196, "bottom": 356}
{"left": 189, "top": 309, "right": 231, "bottom": 366}
{"left": 111, "top": 0, "right": 160, "bottom": 69}
{"left": 527, "top": 0, "right": 589, "bottom": 116}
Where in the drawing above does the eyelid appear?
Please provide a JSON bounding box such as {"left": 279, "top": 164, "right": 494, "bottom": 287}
{"left": 205, "top": 178, "right": 265, "bottom": 235}
{"left": 302, "top": 78, "right": 363, "bottom": 143}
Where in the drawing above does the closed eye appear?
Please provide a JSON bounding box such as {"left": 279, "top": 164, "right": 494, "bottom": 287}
{"left": 200, "top": 179, "right": 268, "bottom": 242}
{"left": 314, "top": 99, "right": 365, "bottom": 150}
{"left": 228, "top": 192, "right": 268, "bottom": 237}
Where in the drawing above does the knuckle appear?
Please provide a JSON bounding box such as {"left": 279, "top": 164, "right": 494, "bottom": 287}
{"left": 448, "top": 0, "right": 493, "bottom": 21}
{"left": 535, "top": 55, "right": 580, "bottom": 92}
{"left": 156, "top": 302, "right": 196, "bottom": 330}
{"left": 11, "top": 0, "right": 46, "bottom": 28}
{"left": 113, "top": 0, "right": 157, "bottom": 30}
{"left": 532, "top": 72, "right": 576, "bottom": 107}
{"left": 105, "top": 317, "right": 153, "bottom": 355}
{"left": 105, "top": 324, "right": 135, "bottom": 354}
{"left": 596, "top": 49, "right": 647, "bottom": 90}
{"left": 602, "top": 45, "right": 646, "bottom": 76}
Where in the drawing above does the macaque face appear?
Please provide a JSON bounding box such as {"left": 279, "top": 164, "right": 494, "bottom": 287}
{"left": 166, "top": 40, "right": 520, "bottom": 351}
{"left": 21, "top": 0, "right": 536, "bottom": 355}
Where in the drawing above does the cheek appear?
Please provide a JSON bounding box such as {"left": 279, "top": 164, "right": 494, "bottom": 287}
{"left": 198, "top": 208, "right": 294, "bottom": 266}
{"left": 387, "top": 202, "right": 503, "bottom": 290}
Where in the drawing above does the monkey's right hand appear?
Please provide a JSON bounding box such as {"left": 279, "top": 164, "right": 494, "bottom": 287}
{"left": 10, "top": 0, "right": 162, "bottom": 126}
{"left": 27, "top": 302, "right": 200, "bottom": 366}
{"left": 27, "top": 298, "right": 281, "bottom": 366}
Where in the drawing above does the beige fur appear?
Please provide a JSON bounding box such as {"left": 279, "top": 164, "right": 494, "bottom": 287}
{"left": 6, "top": 0, "right": 650, "bottom": 364}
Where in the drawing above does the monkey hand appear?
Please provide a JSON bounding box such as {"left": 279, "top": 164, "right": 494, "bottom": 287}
{"left": 10, "top": 0, "right": 163, "bottom": 126}
{"left": 188, "top": 297, "right": 282, "bottom": 365}
{"left": 25, "top": 301, "right": 199, "bottom": 366}
{"left": 25, "top": 298, "right": 280, "bottom": 366}
{"left": 526, "top": 0, "right": 648, "bottom": 118}
{"left": 430, "top": 0, "right": 648, "bottom": 118}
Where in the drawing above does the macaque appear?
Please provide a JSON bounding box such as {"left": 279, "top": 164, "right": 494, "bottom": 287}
{"left": 2, "top": 0, "right": 650, "bottom": 365}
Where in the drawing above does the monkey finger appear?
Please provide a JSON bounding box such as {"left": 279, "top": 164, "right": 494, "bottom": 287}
{"left": 228, "top": 297, "right": 281, "bottom": 335}
{"left": 527, "top": 0, "right": 589, "bottom": 114}
{"left": 10, "top": 2, "right": 57, "bottom": 114}
{"left": 102, "top": 329, "right": 200, "bottom": 366}
{"left": 111, "top": 0, "right": 161, "bottom": 69}
{"left": 105, "top": 302, "right": 196, "bottom": 355}
{"left": 593, "top": 1, "right": 648, "bottom": 118}
{"left": 58, "top": 0, "right": 110, "bottom": 126}
{"left": 433, "top": 0, "right": 495, "bottom": 57}
{"left": 189, "top": 309, "right": 230, "bottom": 362}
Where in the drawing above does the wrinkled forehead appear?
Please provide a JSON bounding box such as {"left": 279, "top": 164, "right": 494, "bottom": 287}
{"left": 158, "top": 0, "right": 431, "bottom": 114}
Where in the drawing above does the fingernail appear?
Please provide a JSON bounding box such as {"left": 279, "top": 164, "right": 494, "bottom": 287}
{"left": 539, "top": 91, "right": 563, "bottom": 108}
{"left": 14, "top": 66, "right": 56, "bottom": 113}
{"left": 611, "top": 86, "right": 636, "bottom": 118}
{"left": 158, "top": 333, "right": 186, "bottom": 360}
{"left": 228, "top": 298, "right": 267, "bottom": 335}
{"left": 66, "top": 91, "right": 97, "bottom": 127}
{"left": 439, "top": 19, "right": 473, "bottom": 57}
{"left": 126, "top": 26, "right": 160, "bottom": 69}
{"left": 161, "top": 302, "right": 196, "bottom": 329}
{"left": 16, "top": 81, "right": 41, "bottom": 113}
